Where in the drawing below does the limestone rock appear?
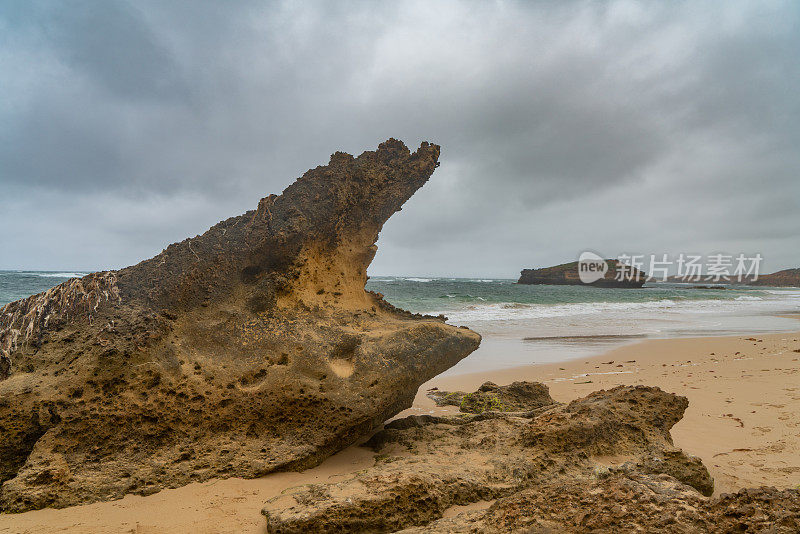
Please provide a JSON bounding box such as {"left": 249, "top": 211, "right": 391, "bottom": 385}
{"left": 0, "top": 139, "right": 481, "bottom": 512}
{"left": 406, "top": 476, "right": 800, "bottom": 533}
{"left": 427, "top": 380, "right": 555, "bottom": 413}
{"left": 262, "top": 385, "right": 716, "bottom": 533}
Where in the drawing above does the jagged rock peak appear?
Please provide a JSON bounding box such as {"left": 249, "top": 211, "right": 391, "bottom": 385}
{"left": 0, "top": 139, "right": 480, "bottom": 512}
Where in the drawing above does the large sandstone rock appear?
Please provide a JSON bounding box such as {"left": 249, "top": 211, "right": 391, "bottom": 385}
{"left": 427, "top": 380, "right": 555, "bottom": 413}
{"left": 0, "top": 139, "right": 481, "bottom": 512}
{"left": 262, "top": 384, "right": 716, "bottom": 533}
{"left": 406, "top": 475, "right": 800, "bottom": 533}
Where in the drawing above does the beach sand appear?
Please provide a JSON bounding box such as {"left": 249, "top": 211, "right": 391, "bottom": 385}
{"left": 3, "top": 326, "right": 799, "bottom": 533}
{"left": 407, "top": 325, "right": 800, "bottom": 496}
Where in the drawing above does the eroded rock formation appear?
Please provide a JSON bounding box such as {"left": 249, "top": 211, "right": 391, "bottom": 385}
{"left": 262, "top": 384, "right": 718, "bottom": 532}
{"left": 0, "top": 139, "right": 481, "bottom": 512}
{"left": 405, "top": 476, "right": 800, "bottom": 533}
{"left": 427, "top": 380, "right": 554, "bottom": 413}
{"left": 264, "top": 382, "right": 800, "bottom": 532}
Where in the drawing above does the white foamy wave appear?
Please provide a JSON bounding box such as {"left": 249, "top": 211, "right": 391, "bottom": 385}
{"left": 35, "top": 272, "right": 88, "bottom": 278}
{"left": 404, "top": 277, "right": 434, "bottom": 282}
{"left": 434, "top": 299, "right": 685, "bottom": 323}
{"left": 431, "top": 294, "right": 800, "bottom": 324}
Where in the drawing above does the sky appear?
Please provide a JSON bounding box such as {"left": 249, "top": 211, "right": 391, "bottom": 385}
{"left": 1, "top": 0, "right": 798, "bottom": 277}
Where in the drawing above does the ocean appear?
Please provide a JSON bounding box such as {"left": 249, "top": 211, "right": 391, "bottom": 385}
{"left": 3, "top": 271, "right": 799, "bottom": 375}
{"left": 368, "top": 276, "right": 800, "bottom": 374}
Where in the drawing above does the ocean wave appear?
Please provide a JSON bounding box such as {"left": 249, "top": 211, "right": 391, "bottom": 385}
{"left": 429, "top": 294, "right": 800, "bottom": 323}
{"left": 403, "top": 277, "right": 434, "bottom": 283}
{"left": 431, "top": 299, "right": 680, "bottom": 322}
{"left": 31, "top": 272, "right": 88, "bottom": 278}
{"left": 734, "top": 296, "right": 762, "bottom": 301}
{"left": 765, "top": 289, "right": 800, "bottom": 295}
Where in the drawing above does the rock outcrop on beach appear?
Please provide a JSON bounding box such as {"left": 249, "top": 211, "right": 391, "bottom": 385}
{"left": 518, "top": 260, "right": 647, "bottom": 288}
{"left": 262, "top": 384, "right": 730, "bottom": 532}
{"left": 263, "top": 382, "right": 798, "bottom": 533}
{"left": 406, "top": 476, "right": 800, "bottom": 533}
{"left": 0, "top": 139, "right": 481, "bottom": 512}
{"left": 427, "top": 380, "right": 554, "bottom": 413}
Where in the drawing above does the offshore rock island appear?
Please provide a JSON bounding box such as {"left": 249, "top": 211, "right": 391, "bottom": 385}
{"left": 518, "top": 259, "right": 647, "bottom": 288}
{"left": 0, "top": 139, "right": 481, "bottom": 511}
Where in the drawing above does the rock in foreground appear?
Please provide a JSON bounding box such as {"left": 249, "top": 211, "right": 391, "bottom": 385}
{"left": 263, "top": 384, "right": 721, "bottom": 532}
{"left": 427, "top": 380, "right": 555, "bottom": 413}
{"left": 264, "top": 383, "right": 800, "bottom": 533}
{"left": 407, "top": 475, "right": 800, "bottom": 533}
{"left": 0, "top": 139, "right": 481, "bottom": 512}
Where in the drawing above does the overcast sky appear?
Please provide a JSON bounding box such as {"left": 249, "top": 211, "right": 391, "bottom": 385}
{"left": 1, "top": 1, "right": 798, "bottom": 277}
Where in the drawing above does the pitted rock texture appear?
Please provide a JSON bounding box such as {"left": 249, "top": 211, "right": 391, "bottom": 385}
{"left": 262, "top": 385, "right": 717, "bottom": 533}
{"left": 404, "top": 475, "right": 800, "bottom": 533}
{"left": 0, "top": 139, "right": 481, "bottom": 512}
{"left": 427, "top": 381, "right": 555, "bottom": 413}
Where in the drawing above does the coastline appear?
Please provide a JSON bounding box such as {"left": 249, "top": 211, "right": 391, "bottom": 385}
{"left": 3, "top": 322, "right": 799, "bottom": 533}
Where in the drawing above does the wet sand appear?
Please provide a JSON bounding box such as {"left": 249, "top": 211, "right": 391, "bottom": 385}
{"left": 3, "top": 325, "right": 799, "bottom": 532}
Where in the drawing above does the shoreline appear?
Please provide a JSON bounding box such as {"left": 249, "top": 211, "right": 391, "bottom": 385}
{"left": 3, "top": 323, "right": 799, "bottom": 532}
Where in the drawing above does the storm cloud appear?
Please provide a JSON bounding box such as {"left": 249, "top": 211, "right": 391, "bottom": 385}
{"left": 1, "top": 1, "right": 798, "bottom": 276}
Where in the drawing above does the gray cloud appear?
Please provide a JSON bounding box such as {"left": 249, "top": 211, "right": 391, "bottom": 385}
{"left": 1, "top": 0, "right": 798, "bottom": 276}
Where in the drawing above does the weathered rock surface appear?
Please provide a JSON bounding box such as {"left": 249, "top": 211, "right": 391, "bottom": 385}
{"left": 518, "top": 260, "right": 647, "bottom": 288}
{"left": 427, "top": 381, "right": 555, "bottom": 413}
{"left": 262, "top": 384, "right": 720, "bottom": 533}
{"left": 406, "top": 475, "right": 800, "bottom": 533}
{"left": 0, "top": 139, "right": 481, "bottom": 512}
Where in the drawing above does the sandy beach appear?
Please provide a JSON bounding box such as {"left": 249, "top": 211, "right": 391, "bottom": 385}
{"left": 2, "top": 324, "right": 799, "bottom": 533}
{"left": 409, "top": 323, "right": 800, "bottom": 496}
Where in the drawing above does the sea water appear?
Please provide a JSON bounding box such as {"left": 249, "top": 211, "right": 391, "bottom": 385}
{"left": 2, "top": 271, "right": 799, "bottom": 375}
{"left": 366, "top": 276, "right": 800, "bottom": 374}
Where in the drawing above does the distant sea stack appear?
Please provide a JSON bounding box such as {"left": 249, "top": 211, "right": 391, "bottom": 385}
{"left": 0, "top": 139, "right": 480, "bottom": 512}
{"left": 518, "top": 260, "right": 647, "bottom": 288}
